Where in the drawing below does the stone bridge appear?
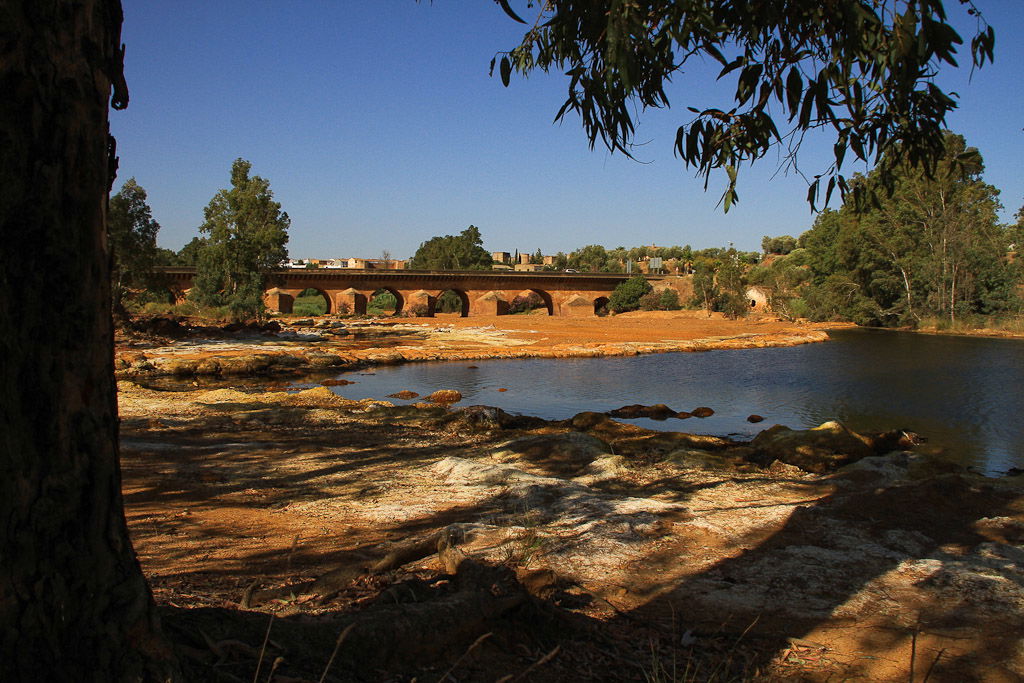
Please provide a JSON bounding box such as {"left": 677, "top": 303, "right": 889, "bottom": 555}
{"left": 157, "top": 268, "right": 691, "bottom": 317}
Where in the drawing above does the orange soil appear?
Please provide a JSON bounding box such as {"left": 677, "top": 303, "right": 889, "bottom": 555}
{"left": 423, "top": 309, "right": 842, "bottom": 348}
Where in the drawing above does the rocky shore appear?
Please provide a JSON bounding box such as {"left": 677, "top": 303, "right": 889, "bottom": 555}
{"left": 118, "top": 321, "right": 1024, "bottom": 682}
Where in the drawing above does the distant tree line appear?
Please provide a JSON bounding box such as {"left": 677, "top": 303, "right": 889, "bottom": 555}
{"left": 537, "top": 244, "right": 759, "bottom": 274}
{"left": 118, "top": 136, "right": 1021, "bottom": 330}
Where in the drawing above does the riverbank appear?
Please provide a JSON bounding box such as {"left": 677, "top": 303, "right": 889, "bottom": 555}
{"left": 912, "top": 322, "right": 1024, "bottom": 340}
{"left": 115, "top": 310, "right": 840, "bottom": 380}
{"left": 119, "top": 378, "right": 1024, "bottom": 681}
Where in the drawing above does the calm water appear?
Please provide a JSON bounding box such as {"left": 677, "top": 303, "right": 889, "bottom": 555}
{"left": 316, "top": 329, "right": 1024, "bottom": 475}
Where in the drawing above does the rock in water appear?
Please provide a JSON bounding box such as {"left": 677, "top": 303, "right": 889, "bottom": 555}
{"left": 426, "top": 389, "right": 462, "bottom": 404}
{"left": 607, "top": 403, "right": 678, "bottom": 420}
{"left": 750, "top": 421, "right": 875, "bottom": 473}
{"left": 387, "top": 390, "right": 419, "bottom": 399}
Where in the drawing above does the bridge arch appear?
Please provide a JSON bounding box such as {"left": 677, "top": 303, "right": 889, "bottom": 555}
{"left": 520, "top": 290, "right": 552, "bottom": 317}
{"left": 369, "top": 287, "right": 403, "bottom": 316}
{"left": 433, "top": 289, "right": 470, "bottom": 317}
{"left": 295, "top": 287, "right": 331, "bottom": 315}
{"left": 335, "top": 288, "right": 366, "bottom": 315}
{"left": 593, "top": 296, "right": 610, "bottom": 316}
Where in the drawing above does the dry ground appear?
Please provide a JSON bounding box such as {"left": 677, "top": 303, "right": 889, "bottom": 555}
{"left": 420, "top": 309, "right": 838, "bottom": 347}
{"left": 118, "top": 351, "right": 1024, "bottom": 683}
{"left": 116, "top": 311, "right": 836, "bottom": 383}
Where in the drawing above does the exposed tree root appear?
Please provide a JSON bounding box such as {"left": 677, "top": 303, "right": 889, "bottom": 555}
{"left": 244, "top": 524, "right": 475, "bottom": 607}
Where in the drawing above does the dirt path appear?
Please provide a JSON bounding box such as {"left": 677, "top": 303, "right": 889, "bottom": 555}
{"left": 119, "top": 377, "right": 1024, "bottom": 682}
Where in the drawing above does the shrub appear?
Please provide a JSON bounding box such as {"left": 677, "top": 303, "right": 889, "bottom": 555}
{"left": 638, "top": 290, "right": 659, "bottom": 311}
{"left": 658, "top": 288, "right": 681, "bottom": 310}
{"left": 123, "top": 287, "right": 174, "bottom": 313}
{"left": 786, "top": 297, "right": 812, "bottom": 320}
{"left": 609, "top": 275, "right": 651, "bottom": 313}
{"left": 637, "top": 287, "right": 681, "bottom": 311}
{"left": 140, "top": 301, "right": 174, "bottom": 315}
{"left": 717, "top": 291, "right": 749, "bottom": 319}
{"left": 405, "top": 303, "right": 429, "bottom": 317}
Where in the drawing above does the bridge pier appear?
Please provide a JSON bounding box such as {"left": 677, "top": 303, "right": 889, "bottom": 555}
{"left": 264, "top": 288, "right": 295, "bottom": 314}
{"left": 336, "top": 288, "right": 366, "bottom": 315}
{"left": 473, "top": 291, "right": 508, "bottom": 316}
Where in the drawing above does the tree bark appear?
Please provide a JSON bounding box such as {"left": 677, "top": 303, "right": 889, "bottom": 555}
{"left": 0, "top": 2, "right": 176, "bottom": 680}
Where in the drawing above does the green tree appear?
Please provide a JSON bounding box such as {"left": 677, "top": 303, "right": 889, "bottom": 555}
{"left": 761, "top": 235, "right": 798, "bottom": 256}
{"left": 609, "top": 275, "right": 652, "bottom": 313}
{"left": 691, "top": 257, "right": 719, "bottom": 315}
{"left": 747, "top": 254, "right": 811, "bottom": 320}
{"left": 568, "top": 244, "right": 611, "bottom": 272}
{"left": 154, "top": 246, "right": 179, "bottom": 266}
{"left": 437, "top": 290, "right": 465, "bottom": 313}
{"left": 716, "top": 249, "right": 749, "bottom": 318}
{"left": 496, "top": 1, "right": 994, "bottom": 210}
{"left": 529, "top": 248, "right": 543, "bottom": 264}
{"left": 107, "top": 178, "right": 160, "bottom": 310}
{"left": 798, "top": 133, "right": 1015, "bottom": 326}
{"left": 607, "top": 246, "right": 628, "bottom": 271}
{"left": 639, "top": 287, "right": 682, "bottom": 311}
{"left": 176, "top": 236, "right": 207, "bottom": 266}
{"left": 191, "top": 158, "right": 290, "bottom": 319}
{"left": 409, "top": 225, "right": 492, "bottom": 270}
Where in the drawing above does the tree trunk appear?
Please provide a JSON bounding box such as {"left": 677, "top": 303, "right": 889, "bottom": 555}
{"left": 950, "top": 262, "right": 958, "bottom": 327}
{"left": 0, "top": 2, "right": 176, "bottom": 680}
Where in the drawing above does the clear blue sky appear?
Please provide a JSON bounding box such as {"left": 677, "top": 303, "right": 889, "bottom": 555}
{"left": 111, "top": 2, "right": 1024, "bottom": 260}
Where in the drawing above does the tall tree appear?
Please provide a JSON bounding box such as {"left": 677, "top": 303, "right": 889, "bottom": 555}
{"left": 861, "top": 134, "right": 1007, "bottom": 324}
{"left": 192, "top": 158, "right": 290, "bottom": 319}
{"left": 797, "top": 133, "right": 1014, "bottom": 325}
{"left": 691, "top": 257, "right": 719, "bottom": 315}
{"left": 496, "top": 0, "right": 994, "bottom": 209}
{"left": 0, "top": 1, "right": 175, "bottom": 679}
{"left": 409, "top": 225, "right": 492, "bottom": 270}
{"left": 716, "top": 248, "right": 750, "bottom": 318}
{"left": 107, "top": 177, "right": 160, "bottom": 311}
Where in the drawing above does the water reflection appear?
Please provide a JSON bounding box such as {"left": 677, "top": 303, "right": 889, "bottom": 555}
{"left": 320, "top": 328, "right": 1024, "bottom": 475}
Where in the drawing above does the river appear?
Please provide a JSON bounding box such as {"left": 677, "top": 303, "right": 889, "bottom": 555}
{"left": 313, "top": 328, "right": 1024, "bottom": 476}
